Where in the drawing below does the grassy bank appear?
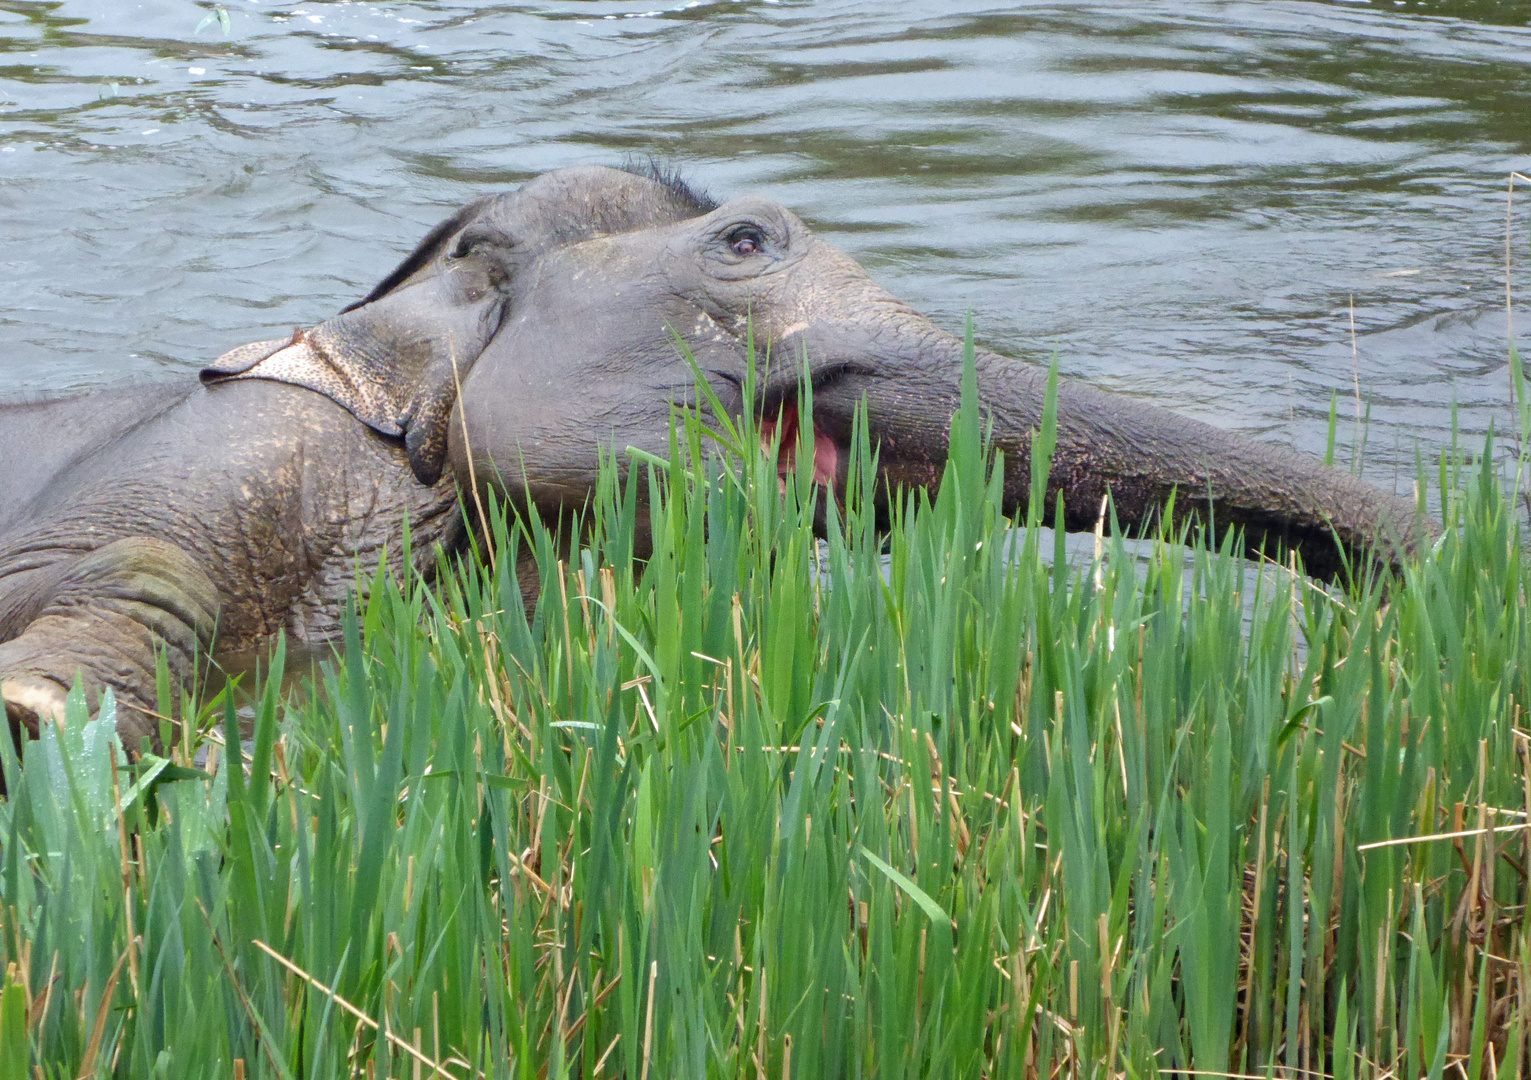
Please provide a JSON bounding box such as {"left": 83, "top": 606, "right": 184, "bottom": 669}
{"left": 2, "top": 343, "right": 1530, "bottom": 1079}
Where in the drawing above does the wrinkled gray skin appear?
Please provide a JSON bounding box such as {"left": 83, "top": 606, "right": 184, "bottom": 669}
{"left": 0, "top": 165, "right": 1425, "bottom": 748}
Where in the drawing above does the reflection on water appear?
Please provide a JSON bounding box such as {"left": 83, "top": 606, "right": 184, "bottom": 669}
{"left": 211, "top": 639, "right": 331, "bottom": 707}
{"left": 1, "top": 0, "right": 1530, "bottom": 495}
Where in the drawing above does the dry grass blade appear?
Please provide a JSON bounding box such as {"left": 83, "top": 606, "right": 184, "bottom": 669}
{"left": 451, "top": 336, "right": 495, "bottom": 572}
{"left": 639, "top": 960, "right": 657, "bottom": 1080}
{"left": 251, "top": 939, "right": 467, "bottom": 1078}
{"left": 75, "top": 941, "right": 131, "bottom": 1080}
{"left": 1357, "top": 822, "right": 1531, "bottom": 852}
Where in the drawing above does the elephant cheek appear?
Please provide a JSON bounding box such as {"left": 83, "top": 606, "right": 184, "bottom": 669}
{"left": 447, "top": 398, "right": 520, "bottom": 502}
{"left": 447, "top": 388, "right": 610, "bottom": 511}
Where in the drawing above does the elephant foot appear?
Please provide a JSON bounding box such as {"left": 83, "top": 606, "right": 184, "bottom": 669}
{"left": 2, "top": 676, "right": 69, "bottom": 739}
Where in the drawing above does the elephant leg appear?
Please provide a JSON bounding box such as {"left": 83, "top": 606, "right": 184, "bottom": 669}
{"left": 0, "top": 537, "right": 219, "bottom": 750}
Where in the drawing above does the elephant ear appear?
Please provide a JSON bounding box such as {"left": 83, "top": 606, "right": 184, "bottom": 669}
{"left": 201, "top": 321, "right": 472, "bottom": 486}
{"left": 202, "top": 328, "right": 407, "bottom": 434}
{"left": 201, "top": 199, "right": 511, "bottom": 486}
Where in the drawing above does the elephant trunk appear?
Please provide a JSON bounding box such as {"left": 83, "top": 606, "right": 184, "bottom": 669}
{"left": 802, "top": 317, "right": 1430, "bottom": 580}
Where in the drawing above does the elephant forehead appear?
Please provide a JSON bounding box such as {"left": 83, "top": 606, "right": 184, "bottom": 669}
{"left": 501, "top": 251, "right": 677, "bottom": 342}
{"left": 497, "top": 166, "right": 716, "bottom": 250}
{"left": 542, "top": 233, "right": 641, "bottom": 277}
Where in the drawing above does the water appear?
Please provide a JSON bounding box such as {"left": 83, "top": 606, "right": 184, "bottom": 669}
{"left": 3, "top": 0, "right": 1530, "bottom": 497}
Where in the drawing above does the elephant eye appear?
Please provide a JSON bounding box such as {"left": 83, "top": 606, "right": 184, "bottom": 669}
{"left": 726, "top": 225, "right": 767, "bottom": 257}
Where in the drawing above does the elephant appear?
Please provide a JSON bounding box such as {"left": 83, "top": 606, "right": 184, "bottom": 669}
{"left": 0, "top": 164, "right": 1424, "bottom": 748}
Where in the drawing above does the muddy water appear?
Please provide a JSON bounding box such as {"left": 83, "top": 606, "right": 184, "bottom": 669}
{"left": 2, "top": 0, "right": 1530, "bottom": 496}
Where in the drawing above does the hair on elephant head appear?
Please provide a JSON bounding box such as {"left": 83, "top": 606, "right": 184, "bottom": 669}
{"left": 205, "top": 162, "right": 1426, "bottom": 580}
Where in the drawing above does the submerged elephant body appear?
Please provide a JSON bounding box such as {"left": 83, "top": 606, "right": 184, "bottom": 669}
{"left": 0, "top": 379, "right": 458, "bottom": 743}
{"left": 0, "top": 165, "right": 1423, "bottom": 744}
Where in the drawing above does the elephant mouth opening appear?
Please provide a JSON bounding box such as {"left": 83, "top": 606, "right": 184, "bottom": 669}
{"left": 759, "top": 400, "right": 840, "bottom": 488}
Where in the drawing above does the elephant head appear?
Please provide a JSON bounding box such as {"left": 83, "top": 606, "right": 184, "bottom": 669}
{"left": 204, "top": 164, "right": 1425, "bottom": 579}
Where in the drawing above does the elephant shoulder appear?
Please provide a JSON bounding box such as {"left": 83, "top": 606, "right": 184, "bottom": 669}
{"left": 182, "top": 374, "right": 389, "bottom": 445}
{"left": 6, "top": 375, "right": 416, "bottom": 541}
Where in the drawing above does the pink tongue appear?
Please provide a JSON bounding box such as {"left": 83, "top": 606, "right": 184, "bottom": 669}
{"left": 760, "top": 405, "right": 838, "bottom": 486}
{"left": 810, "top": 427, "right": 839, "bottom": 486}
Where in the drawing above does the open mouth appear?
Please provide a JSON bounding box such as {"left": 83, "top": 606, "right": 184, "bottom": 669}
{"left": 758, "top": 400, "right": 840, "bottom": 488}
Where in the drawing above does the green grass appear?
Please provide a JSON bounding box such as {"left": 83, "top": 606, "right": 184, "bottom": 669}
{"left": 2, "top": 336, "right": 1530, "bottom": 1079}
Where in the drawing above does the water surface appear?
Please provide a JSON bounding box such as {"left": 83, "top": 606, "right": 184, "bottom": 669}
{"left": 3, "top": 0, "right": 1530, "bottom": 495}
